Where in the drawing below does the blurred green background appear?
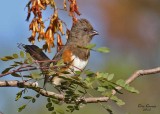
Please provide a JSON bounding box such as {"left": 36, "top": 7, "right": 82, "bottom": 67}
{"left": 0, "top": 0, "right": 160, "bottom": 114}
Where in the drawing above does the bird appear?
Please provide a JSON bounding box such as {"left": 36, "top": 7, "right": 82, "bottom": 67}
{"left": 22, "top": 18, "right": 98, "bottom": 88}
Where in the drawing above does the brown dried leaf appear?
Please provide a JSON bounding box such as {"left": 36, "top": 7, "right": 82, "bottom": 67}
{"left": 52, "top": 23, "right": 58, "bottom": 34}
{"left": 26, "top": 1, "right": 31, "bottom": 21}
{"left": 72, "top": 16, "right": 78, "bottom": 24}
{"left": 38, "top": 34, "right": 43, "bottom": 42}
{"left": 66, "top": 29, "right": 70, "bottom": 39}
{"left": 39, "top": 26, "right": 45, "bottom": 35}
{"left": 50, "top": 10, "right": 58, "bottom": 33}
{"left": 45, "top": 27, "right": 54, "bottom": 52}
{"left": 45, "top": 27, "right": 53, "bottom": 40}
{"left": 45, "top": 0, "right": 50, "bottom": 5}
{"left": 30, "top": 19, "right": 39, "bottom": 32}
{"left": 63, "top": 0, "right": 67, "bottom": 10}
{"left": 47, "top": 40, "right": 54, "bottom": 53}
{"left": 28, "top": 31, "right": 36, "bottom": 44}
{"left": 68, "top": 0, "right": 81, "bottom": 17}
{"left": 57, "top": 34, "right": 63, "bottom": 52}
{"left": 52, "top": 10, "right": 58, "bottom": 21}
{"left": 29, "top": 21, "right": 34, "bottom": 30}
{"left": 69, "top": 3, "right": 74, "bottom": 17}
{"left": 58, "top": 20, "right": 64, "bottom": 35}
{"left": 43, "top": 43, "right": 48, "bottom": 52}
{"left": 34, "top": 20, "right": 39, "bottom": 32}
{"left": 37, "top": 0, "right": 46, "bottom": 10}
{"left": 31, "top": 0, "right": 36, "bottom": 7}
{"left": 50, "top": 0, "right": 56, "bottom": 8}
{"left": 38, "top": 26, "right": 45, "bottom": 41}
{"left": 74, "top": 2, "right": 81, "bottom": 15}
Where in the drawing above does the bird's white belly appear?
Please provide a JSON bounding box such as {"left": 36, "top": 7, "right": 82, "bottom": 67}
{"left": 71, "top": 55, "right": 88, "bottom": 71}
{"left": 65, "top": 55, "right": 88, "bottom": 77}
{"left": 52, "top": 55, "right": 88, "bottom": 85}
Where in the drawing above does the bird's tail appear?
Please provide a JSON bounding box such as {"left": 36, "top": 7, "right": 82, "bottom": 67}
{"left": 17, "top": 43, "right": 50, "bottom": 89}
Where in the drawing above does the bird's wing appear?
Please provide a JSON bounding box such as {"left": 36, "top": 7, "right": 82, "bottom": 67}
{"left": 24, "top": 45, "right": 50, "bottom": 61}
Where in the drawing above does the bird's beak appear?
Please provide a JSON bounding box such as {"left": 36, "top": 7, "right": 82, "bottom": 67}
{"left": 91, "top": 30, "right": 99, "bottom": 36}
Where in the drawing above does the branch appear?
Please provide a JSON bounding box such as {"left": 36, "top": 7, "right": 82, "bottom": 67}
{"left": 0, "top": 80, "right": 110, "bottom": 103}
{"left": 111, "top": 67, "right": 160, "bottom": 99}
{"left": 0, "top": 67, "right": 160, "bottom": 103}
{"left": 0, "top": 80, "right": 64, "bottom": 100}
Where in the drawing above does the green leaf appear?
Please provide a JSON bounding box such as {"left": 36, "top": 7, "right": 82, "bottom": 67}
{"left": 31, "top": 72, "right": 40, "bottom": 79}
{"left": 11, "top": 72, "right": 21, "bottom": 77}
{"left": 97, "top": 86, "right": 106, "bottom": 92}
{"left": 27, "top": 57, "right": 33, "bottom": 64}
{"left": 51, "top": 99, "right": 60, "bottom": 104}
{"left": 96, "top": 47, "right": 110, "bottom": 53}
{"left": 105, "top": 107, "right": 113, "bottom": 114}
{"left": 20, "top": 51, "right": 25, "bottom": 58}
{"left": 61, "top": 71, "right": 71, "bottom": 74}
{"left": 48, "top": 107, "right": 54, "bottom": 111}
{"left": 116, "top": 79, "right": 126, "bottom": 87}
{"left": 15, "top": 90, "right": 23, "bottom": 101}
{"left": 47, "top": 98, "right": 51, "bottom": 102}
{"left": 125, "top": 85, "right": 139, "bottom": 94}
{"left": 85, "top": 44, "right": 96, "bottom": 49}
{"left": 78, "top": 90, "right": 85, "bottom": 94}
{"left": 23, "top": 96, "right": 33, "bottom": 99}
{"left": 5, "top": 56, "right": 14, "bottom": 60}
{"left": 110, "top": 96, "right": 125, "bottom": 106}
{"left": 104, "top": 91, "right": 112, "bottom": 97}
{"left": 46, "top": 103, "right": 52, "bottom": 108}
{"left": 32, "top": 98, "right": 36, "bottom": 103}
{"left": 0, "top": 57, "right": 8, "bottom": 61}
{"left": 56, "top": 59, "right": 64, "bottom": 66}
{"left": 49, "top": 71, "right": 56, "bottom": 76}
{"left": 1, "top": 56, "right": 14, "bottom": 61}
{"left": 107, "top": 74, "right": 114, "bottom": 81}
{"left": 36, "top": 94, "right": 40, "bottom": 98}
{"left": 97, "top": 72, "right": 109, "bottom": 79}
{"left": 74, "top": 105, "right": 79, "bottom": 110}
{"left": 14, "top": 61, "right": 23, "bottom": 65}
{"left": 13, "top": 53, "right": 19, "bottom": 59}
{"left": 18, "top": 104, "right": 26, "bottom": 112}
{"left": 67, "top": 105, "right": 74, "bottom": 112}
{"left": 50, "top": 63, "right": 54, "bottom": 67}
{"left": 11, "top": 63, "right": 18, "bottom": 67}
{"left": 51, "top": 112, "right": 57, "bottom": 114}
{"left": 85, "top": 70, "right": 95, "bottom": 77}
{"left": 67, "top": 105, "right": 74, "bottom": 109}
{"left": 56, "top": 108, "right": 64, "bottom": 114}
{"left": 2, "top": 67, "right": 13, "bottom": 74}
{"left": 26, "top": 53, "right": 31, "bottom": 58}
{"left": 66, "top": 90, "right": 74, "bottom": 95}
{"left": 75, "top": 71, "right": 81, "bottom": 75}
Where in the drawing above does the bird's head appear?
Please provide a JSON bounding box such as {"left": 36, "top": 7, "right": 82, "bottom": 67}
{"left": 68, "top": 19, "right": 99, "bottom": 45}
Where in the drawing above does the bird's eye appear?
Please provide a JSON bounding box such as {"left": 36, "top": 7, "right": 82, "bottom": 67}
{"left": 83, "top": 28, "right": 88, "bottom": 32}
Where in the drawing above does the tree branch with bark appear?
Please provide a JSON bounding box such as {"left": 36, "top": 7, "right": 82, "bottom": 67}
{"left": 1, "top": 67, "right": 159, "bottom": 104}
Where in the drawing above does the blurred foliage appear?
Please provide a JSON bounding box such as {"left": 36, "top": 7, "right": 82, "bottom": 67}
{"left": 99, "top": 0, "right": 160, "bottom": 49}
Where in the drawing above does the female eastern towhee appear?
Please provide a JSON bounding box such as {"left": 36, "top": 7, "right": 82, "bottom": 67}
{"left": 22, "top": 19, "right": 98, "bottom": 87}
